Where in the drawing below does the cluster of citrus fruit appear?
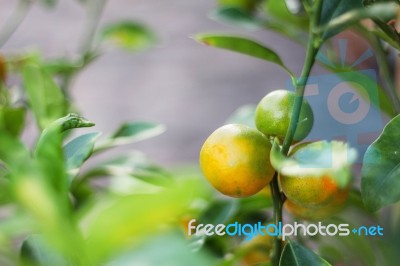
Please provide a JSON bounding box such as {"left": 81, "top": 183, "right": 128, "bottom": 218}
{"left": 200, "top": 90, "right": 356, "bottom": 220}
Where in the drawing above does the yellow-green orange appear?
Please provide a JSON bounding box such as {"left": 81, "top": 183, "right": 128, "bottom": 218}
{"left": 277, "top": 141, "right": 355, "bottom": 208}
{"left": 200, "top": 124, "right": 274, "bottom": 197}
{"left": 255, "top": 90, "right": 313, "bottom": 143}
{"left": 279, "top": 174, "right": 347, "bottom": 207}
{"left": 284, "top": 188, "right": 349, "bottom": 221}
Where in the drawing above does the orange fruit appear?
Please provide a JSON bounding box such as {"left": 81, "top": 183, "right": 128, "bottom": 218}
{"left": 200, "top": 124, "right": 274, "bottom": 197}
{"left": 284, "top": 188, "right": 349, "bottom": 221}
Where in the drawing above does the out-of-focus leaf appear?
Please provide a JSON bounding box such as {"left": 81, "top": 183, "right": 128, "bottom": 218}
{"left": 199, "top": 199, "right": 238, "bottom": 225}
{"left": 225, "top": 104, "right": 256, "bottom": 128}
{"left": 106, "top": 232, "right": 217, "bottom": 266}
{"left": 195, "top": 34, "right": 295, "bottom": 80}
{"left": 101, "top": 21, "right": 156, "bottom": 52}
{"left": 280, "top": 240, "right": 331, "bottom": 266}
{"left": 264, "top": 0, "right": 309, "bottom": 29}
{"left": 64, "top": 132, "right": 101, "bottom": 178}
{"left": 0, "top": 132, "right": 30, "bottom": 169}
{"left": 44, "top": 58, "right": 82, "bottom": 76}
{"left": 39, "top": 0, "right": 58, "bottom": 8}
{"left": 217, "top": 0, "right": 263, "bottom": 13}
{"left": 95, "top": 122, "right": 165, "bottom": 151}
{"left": 361, "top": 114, "right": 400, "bottom": 211}
{"left": 34, "top": 114, "right": 94, "bottom": 196}
{"left": 79, "top": 151, "right": 172, "bottom": 187}
{"left": 21, "top": 234, "right": 68, "bottom": 266}
{"left": 81, "top": 178, "right": 206, "bottom": 264}
{"left": 209, "top": 7, "right": 263, "bottom": 30}
{"left": 0, "top": 106, "right": 26, "bottom": 136}
{"left": 22, "top": 63, "right": 68, "bottom": 129}
{"left": 320, "top": 0, "right": 363, "bottom": 40}
{"left": 319, "top": 3, "right": 399, "bottom": 40}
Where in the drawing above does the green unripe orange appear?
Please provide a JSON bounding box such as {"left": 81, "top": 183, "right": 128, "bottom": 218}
{"left": 255, "top": 90, "right": 314, "bottom": 143}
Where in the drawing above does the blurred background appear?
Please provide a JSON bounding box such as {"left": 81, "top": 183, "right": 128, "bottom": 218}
{"left": 0, "top": 0, "right": 309, "bottom": 166}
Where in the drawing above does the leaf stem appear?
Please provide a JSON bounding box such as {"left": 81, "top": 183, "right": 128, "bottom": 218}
{"left": 0, "top": 0, "right": 32, "bottom": 48}
{"left": 269, "top": 1, "right": 322, "bottom": 265}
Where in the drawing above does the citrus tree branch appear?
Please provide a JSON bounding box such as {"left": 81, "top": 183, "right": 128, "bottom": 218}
{"left": 269, "top": 1, "right": 323, "bottom": 265}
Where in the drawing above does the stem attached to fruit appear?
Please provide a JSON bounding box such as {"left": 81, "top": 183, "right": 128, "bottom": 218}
{"left": 270, "top": 1, "right": 323, "bottom": 265}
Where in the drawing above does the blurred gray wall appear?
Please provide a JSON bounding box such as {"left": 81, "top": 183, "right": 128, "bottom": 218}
{"left": 0, "top": 0, "right": 352, "bottom": 166}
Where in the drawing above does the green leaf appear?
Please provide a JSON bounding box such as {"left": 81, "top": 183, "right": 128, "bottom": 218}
{"left": 106, "top": 233, "right": 216, "bottom": 266}
{"left": 95, "top": 122, "right": 166, "bottom": 151}
{"left": 264, "top": 0, "right": 309, "bottom": 29}
{"left": 209, "top": 7, "right": 263, "bottom": 30}
{"left": 79, "top": 151, "right": 172, "bottom": 187}
{"left": 81, "top": 178, "right": 206, "bottom": 264}
{"left": 319, "top": 3, "right": 399, "bottom": 40}
{"left": 39, "top": 0, "right": 58, "bottom": 8}
{"left": 34, "top": 114, "right": 95, "bottom": 195}
{"left": 194, "top": 34, "right": 295, "bottom": 80}
{"left": 225, "top": 104, "right": 256, "bottom": 128}
{"left": 320, "top": 0, "right": 363, "bottom": 40}
{"left": 280, "top": 240, "right": 331, "bottom": 266}
{"left": 101, "top": 21, "right": 156, "bottom": 52}
{"left": 361, "top": 114, "right": 400, "bottom": 211}
{"left": 321, "top": 64, "right": 396, "bottom": 118}
{"left": 22, "top": 63, "right": 68, "bottom": 129}
{"left": 0, "top": 106, "right": 26, "bottom": 136}
{"left": 64, "top": 132, "right": 101, "bottom": 178}
{"left": 21, "top": 234, "right": 68, "bottom": 266}
{"left": 199, "top": 199, "right": 238, "bottom": 225}
{"left": 44, "top": 58, "right": 82, "bottom": 76}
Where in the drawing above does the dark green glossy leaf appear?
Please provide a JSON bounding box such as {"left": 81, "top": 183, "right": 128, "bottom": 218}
{"left": 195, "top": 34, "right": 295, "bottom": 80}
{"left": 96, "top": 122, "right": 165, "bottom": 151}
{"left": 361, "top": 114, "right": 400, "bottom": 211}
{"left": 64, "top": 132, "right": 101, "bottom": 178}
{"left": 319, "top": 3, "right": 399, "bottom": 40}
{"left": 320, "top": 0, "right": 363, "bottom": 40}
{"left": 280, "top": 240, "right": 331, "bottom": 266}
{"left": 22, "top": 63, "right": 68, "bottom": 129}
{"left": 101, "top": 21, "right": 156, "bottom": 52}
{"left": 21, "top": 235, "right": 68, "bottom": 266}
{"left": 209, "top": 7, "right": 263, "bottom": 30}
{"left": 0, "top": 106, "right": 26, "bottom": 136}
